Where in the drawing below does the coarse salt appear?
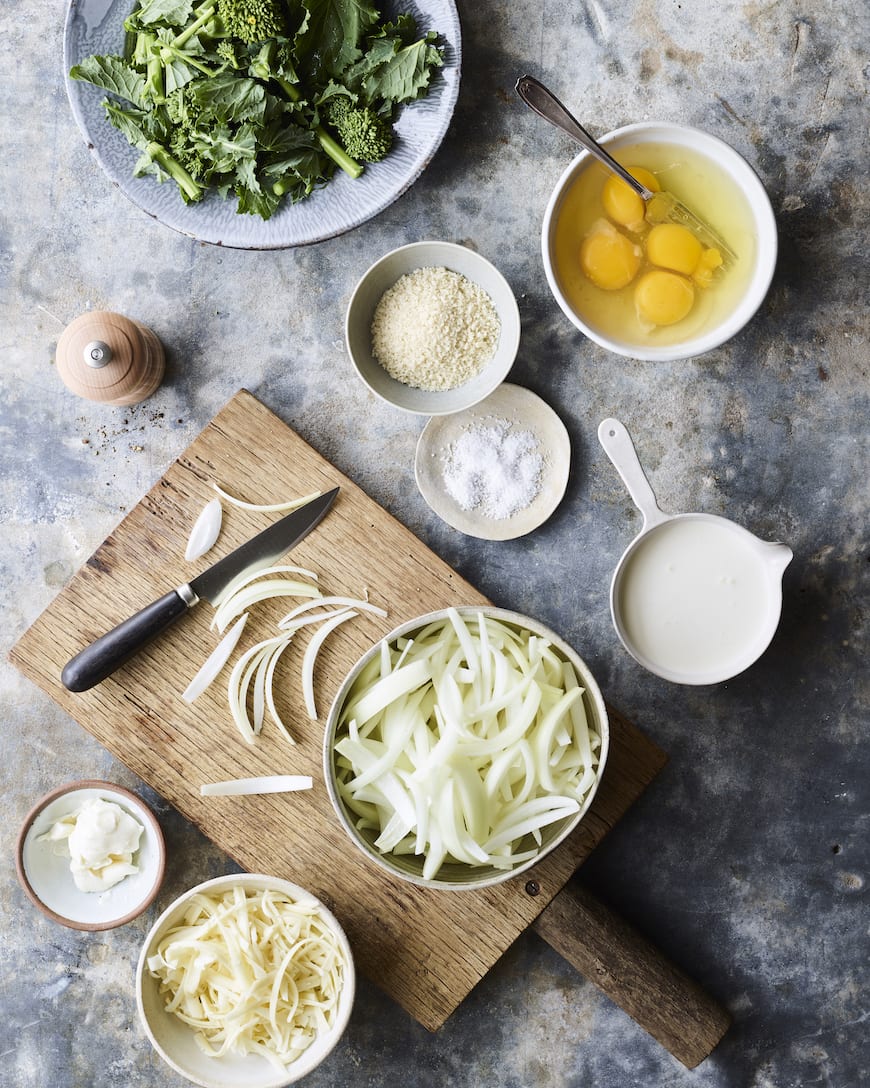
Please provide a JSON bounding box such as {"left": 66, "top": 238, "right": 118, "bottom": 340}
{"left": 441, "top": 419, "right": 545, "bottom": 520}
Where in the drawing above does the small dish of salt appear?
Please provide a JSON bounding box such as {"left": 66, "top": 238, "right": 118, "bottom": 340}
{"left": 415, "top": 383, "right": 571, "bottom": 540}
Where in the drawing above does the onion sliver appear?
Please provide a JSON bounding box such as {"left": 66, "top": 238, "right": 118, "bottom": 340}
{"left": 213, "top": 577, "right": 321, "bottom": 633}
{"left": 213, "top": 563, "right": 320, "bottom": 611}
{"left": 213, "top": 483, "right": 322, "bottom": 513}
{"left": 182, "top": 613, "right": 249, "bottom": 703}
{"left": 278, "top": 595, "right": 387, "bottom": 629}
{"left": 263, "top": 636, "right": 298, "bottom": 745}
{"left": 185, "top": 497, "right": 223, "bottom": 561}
{"left": 228, "top": 634, "right": 291, "bottom": 743}
{"left": 201, "top": 776, "right": 313, "bottom": 796}
{"left": 333, "top": 612, "right": 602, "bottom": 878}
{"left": 302, "top": 611, "right": 358, "bottom": 719}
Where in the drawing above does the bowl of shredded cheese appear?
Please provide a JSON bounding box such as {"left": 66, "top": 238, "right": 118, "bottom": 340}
{"left": 324, "top": 606, "right": 609, "bottom": 890}
{"left": 136, "top": 874, "right": 355, "bottom": 1088}
{"left": 345, "top": 241, "right": 521, "bottom": 415}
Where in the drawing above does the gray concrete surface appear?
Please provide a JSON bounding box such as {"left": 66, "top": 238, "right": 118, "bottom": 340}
{"left": 2, "top": 1, "right": 868, "bottom": 1086}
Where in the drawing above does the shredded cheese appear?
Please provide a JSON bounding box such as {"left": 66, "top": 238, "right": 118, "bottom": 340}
{"left": 147, "top": 886, "right": 348, "bottom": 1071}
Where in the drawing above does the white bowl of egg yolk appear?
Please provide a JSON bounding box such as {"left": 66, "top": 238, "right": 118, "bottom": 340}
{"left": 541, "top": 122, "right": 777, "bottom": 360}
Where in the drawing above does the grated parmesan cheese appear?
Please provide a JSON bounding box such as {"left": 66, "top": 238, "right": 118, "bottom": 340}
{"left": 370, "top": 266, "right": 501, "bottom": 391}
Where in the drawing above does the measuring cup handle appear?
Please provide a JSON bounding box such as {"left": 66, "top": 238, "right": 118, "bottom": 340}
{"left": 598, "top": 419, "right": 667, "bottom": 529}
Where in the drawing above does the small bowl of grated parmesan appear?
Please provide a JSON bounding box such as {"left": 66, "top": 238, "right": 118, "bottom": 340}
{"left": 345, "top": 241, "right": 521, "bottom": 415}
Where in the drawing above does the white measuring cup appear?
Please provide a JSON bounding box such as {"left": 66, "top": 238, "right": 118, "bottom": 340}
{"left": 598, "top": 418, "right": 793, "bottom": 685}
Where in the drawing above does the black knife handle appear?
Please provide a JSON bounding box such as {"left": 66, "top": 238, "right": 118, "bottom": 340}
{"left": 61, "top": 587, "right": 195, "bottom": 692}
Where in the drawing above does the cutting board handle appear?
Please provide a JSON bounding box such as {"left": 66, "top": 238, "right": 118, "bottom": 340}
{"left": 532, "top": 881, "right": 731, "bottom": 1069}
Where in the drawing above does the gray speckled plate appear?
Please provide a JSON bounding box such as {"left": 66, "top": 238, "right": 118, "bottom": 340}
{"left": 63, "top": 0, "right": 461, "bottom": 249}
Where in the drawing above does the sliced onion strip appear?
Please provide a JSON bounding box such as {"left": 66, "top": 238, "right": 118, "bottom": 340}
{"left": 213, "top": 578, "right": 321, "bottom": 633}
{"left": 302, "top": 610, "right": 358, "bottom": 720}
{"left": 213, "top": 483, "right": 322, "bottom": 513}
{"left": 201, "top": 776, "right": 313, "bottom": 796}
{"left": 182, "top": 613, "right": 249, "bottom": 703}
{"left": 277, "top": 595, "right": 387, "bottom": 629}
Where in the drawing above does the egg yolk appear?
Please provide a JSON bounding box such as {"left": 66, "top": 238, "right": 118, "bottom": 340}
{"left": 635, "top": 270, "right": 695, "bottom": 327}
{"left": 602, "top": 167, "right": 661, "bottom": 230}
{"left": 579, "top": 220, "right": 641, "bottom": 290}
{"left": 693, "top": 247, "right": 724, "bottom": 287}
{"left": 646, "top": 224, "right": 704, "bottom": 276}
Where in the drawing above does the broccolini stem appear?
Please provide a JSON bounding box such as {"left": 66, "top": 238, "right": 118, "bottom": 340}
{"left": 314, "top": 123, "right": 364, "bottom": 179}
{"left": 160, "top": 42, "right": 219, "bottom": 78}
{"left": 146, "top": 142, "right": 203, "bottom": 202}
{"left": 132, "top": 31, "right": 151, "bottom": 67}
{"left": 146, "top": 44, "right": 164, "bottom": 102}
{"left": 172, "top": 4, "right": 217, "bottom": 49}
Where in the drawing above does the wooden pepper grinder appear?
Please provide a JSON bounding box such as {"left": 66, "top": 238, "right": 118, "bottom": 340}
{"left": 56, "top": 310, "right": 165, "bottom": 406}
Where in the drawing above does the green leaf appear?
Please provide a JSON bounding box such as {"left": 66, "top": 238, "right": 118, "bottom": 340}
{"left": 297, "top": 0, "right": 379, "bottom": 78}
{"left": 102, "top": 99, "right": 160, "bottom": 149}
{"left": 70, "top": 55, "right": 147, "bottom": 107}
{"left": 233, "top": 162, "right": 282, "bottom": 219}
{"left": 361, "top": 36, "right": 442, "bottom": 106}
{"left": 136, "top": 0, "right": 195, "bottom": 27}
{"left": 192, "top": 123, "right": 258, "bottom": 172}
{"left": 373, "top": 14, "right": 418, "bottom": 45}
{"left": 187, "top": 71, "right": 267, "bottom": 124}
{"left": 315, "top": 79, "right": 356, "bottom": 108}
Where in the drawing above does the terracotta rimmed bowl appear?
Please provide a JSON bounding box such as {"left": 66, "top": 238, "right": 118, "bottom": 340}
{"left": 15, "top": 780, "right": 165, "bottom": 930}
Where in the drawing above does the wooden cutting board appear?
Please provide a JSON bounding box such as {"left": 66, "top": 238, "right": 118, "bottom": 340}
{"left": 11, "top": 389, "right": 722, "bottom": 1063}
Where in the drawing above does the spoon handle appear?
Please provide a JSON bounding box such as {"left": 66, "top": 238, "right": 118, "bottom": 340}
{"left": 515, "top": 76, "right": 653, "bottom": 199}
{"left": 598, "top": 419, "right": 667, "bottom": 530}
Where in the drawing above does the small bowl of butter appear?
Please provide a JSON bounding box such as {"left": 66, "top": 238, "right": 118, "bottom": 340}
{"left": 15, "top": 780, "right": 165, "bottom": 930}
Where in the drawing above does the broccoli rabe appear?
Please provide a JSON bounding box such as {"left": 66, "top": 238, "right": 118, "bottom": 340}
{"left": 216, "top": 0, "right": 287, "bottom": 44}
{"left": 145, "top": 141, "right": 204, "bottom": 202}
{"left": 71, "top": 0, "right": 445, "bottom": 219}
{"left": 325, "top": 99, "right": 393, "bottom": 163}
{"left": 250, "top": 41, "right": 363, "bottom": 179}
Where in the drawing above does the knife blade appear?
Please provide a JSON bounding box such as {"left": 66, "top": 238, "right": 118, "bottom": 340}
{"left": 61, "top": 486, "right": 339, "bottom": 693}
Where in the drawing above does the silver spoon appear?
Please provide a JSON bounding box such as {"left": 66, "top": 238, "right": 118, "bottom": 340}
{"left": 515, "top": 75, "right": 736, "bottom": 264}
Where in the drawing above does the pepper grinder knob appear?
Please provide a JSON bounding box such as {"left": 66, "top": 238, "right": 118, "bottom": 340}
{"left": 56, "top": 310, "right": 165, "bottom": 405}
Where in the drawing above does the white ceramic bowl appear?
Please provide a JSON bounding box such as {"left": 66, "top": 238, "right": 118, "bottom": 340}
{"left": 137, "top": 874, "right": 355, "bottom": 1088}
{"left": 345, "top": 241, "right": 521, "bottom": 415}
{"left": 15, "top": 780, "right": 165, "bottom": 931}
{"left": 542, "top": 122, "right": 778, "bottom": 360}
{"left": 323, "top": 606, "right": 609, "bottom": 890}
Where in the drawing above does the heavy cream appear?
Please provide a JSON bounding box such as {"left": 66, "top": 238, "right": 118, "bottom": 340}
{"left": 616, "top": 517, "right": 772, "bottom": 679}
{"left": 39, "top": 797, "right": 143, "bottom": 893}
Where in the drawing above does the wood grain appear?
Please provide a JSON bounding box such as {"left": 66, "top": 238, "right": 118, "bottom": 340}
{"left": 533, "top": 883, "right": 732, "bottom": 1068}
{"left": 10, "top": 389, "right": 667, "bottom": 1031}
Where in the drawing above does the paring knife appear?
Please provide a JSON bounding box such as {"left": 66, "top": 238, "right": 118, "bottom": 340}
{"left": 61, "top": 486, "right": 339, "bottom": 693}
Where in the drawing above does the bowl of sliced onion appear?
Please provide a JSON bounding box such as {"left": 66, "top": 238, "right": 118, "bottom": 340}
{"left": 136, "top": 874, "right": 354, "bottom": 1088}
{"left": 324, "top": 607, "right": 609, "bottom": 890}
